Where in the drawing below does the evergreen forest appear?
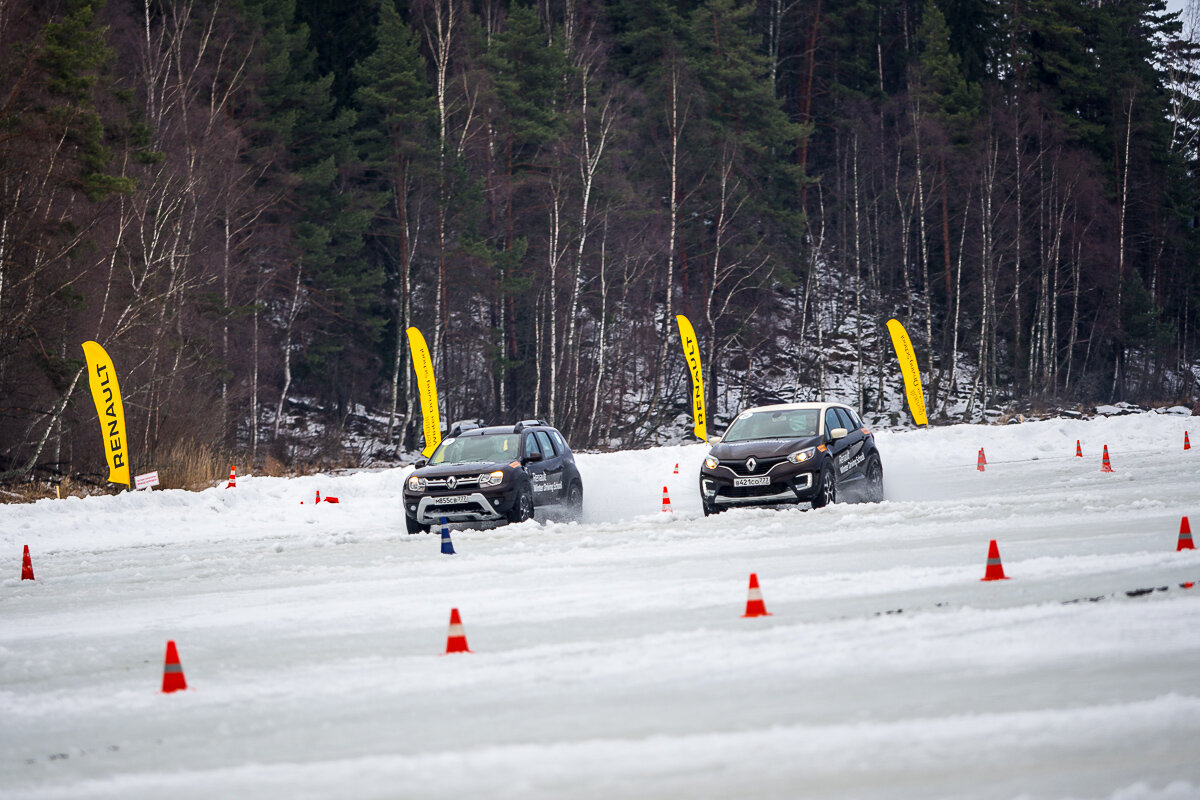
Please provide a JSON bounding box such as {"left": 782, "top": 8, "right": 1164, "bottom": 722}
{"left": 3, "top": 0, "right": 1200, "bottom": 483}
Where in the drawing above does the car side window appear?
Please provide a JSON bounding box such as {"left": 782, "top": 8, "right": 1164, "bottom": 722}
{"left": 524, "top": 433, "right": 541, "bottom": 458}
{"left": 824, "top": 409, "right": 841, "bottom": 437}
{"left": 835, "top": 407, "right": 856, "bottom": 430}
{"left": 535, "top": 430, "right": 556, "bottom": 457}
{"left": 551, "top": 430, "right": 569, "bottom": 453}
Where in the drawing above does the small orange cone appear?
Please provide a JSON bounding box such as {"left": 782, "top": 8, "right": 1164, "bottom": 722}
{"left": 981, "top": 540, "right": 1008, "bottom": 581}
{"left": 444, "top": 608, "right": 471, "bottom": 654}
{"left": 1179, "top": 516, "right": 1195, "bottom": 551}
{"left": 673, "top": 463, "right": 679, "bottom": 474}
{"left": 1075, "top": 440, "right": 1083, "bottom": 457}
{"left": 324, "top": 496, "right": 339, "bottom": 504}
{"left": 742, "top": 573, "right": 771, "bottom": 617}
{"left": 21, "top": 545, "right": 35, "bottom": 581}
{"left": 976, "top": 449, "right": 986, "bottom": 472}
{"left": 315, "top": 490, "right": 321, "bottom": 504}
{"left": 226, "top": 466, "right": 236, "bottom": 489}
{"left": 1100, "top": 445, "right": 1114, "bottom": 473}
{"left": 1185, "top": 431, "right": 1191, "bottom": 451}
{"left": 162, "top": 640, "right": 187, "bottom": 693}
{"left": 661, "top": 486, "right": 673, "bottom": 512}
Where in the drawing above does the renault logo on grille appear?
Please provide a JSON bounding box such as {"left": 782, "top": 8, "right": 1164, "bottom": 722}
{"left": 447, "top": 476, "right": 457, "bottom": 490}
{"left": 746, "top": 457, "right": 757, "bottom": 473}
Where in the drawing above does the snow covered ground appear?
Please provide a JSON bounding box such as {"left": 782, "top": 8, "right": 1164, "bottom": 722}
{"left": 3, "top": 411, "right": 1200, "bottom": 800}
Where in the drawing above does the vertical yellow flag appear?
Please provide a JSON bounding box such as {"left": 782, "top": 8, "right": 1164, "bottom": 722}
{"left": 406, "top": 327, "right": 442, "bottom": 457}
{"left": 81, "top": 341, "right": 131, "bottom": 486}
{"left": 676, "top": 315, "right": 707, "bottom": 442}
{"left": 885, "top": 319, "right": 928, "bottom": 427}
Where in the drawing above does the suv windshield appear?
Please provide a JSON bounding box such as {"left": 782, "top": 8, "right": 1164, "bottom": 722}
{"left": 722, "top": 409, "right": 820, "bottom": 442}
{"left": 430, "top": 433, "right": 520, "bottom": 465}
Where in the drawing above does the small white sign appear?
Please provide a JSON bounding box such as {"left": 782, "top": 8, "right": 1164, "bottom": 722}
{"left": 134, "top": 471, "right": 159, "bottom": 490}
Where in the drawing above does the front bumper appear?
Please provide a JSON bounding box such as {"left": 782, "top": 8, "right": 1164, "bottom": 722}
{"left": 404, "top": 486, "right": 518, "bottom": 524}
{"left": 700, "top": 469, "right": 818, "bottom": 508}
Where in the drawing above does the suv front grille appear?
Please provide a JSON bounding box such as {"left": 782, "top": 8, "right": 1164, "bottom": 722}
{"left": 425, "top": 475, "right": 482, "bottom": 489}
{"left": 719, "top": 456, "right": 788, "bottom": 476}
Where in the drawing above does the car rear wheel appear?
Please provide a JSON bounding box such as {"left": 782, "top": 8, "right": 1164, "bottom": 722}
{"left": 507, "top": 482, "right": 535, "bottom": 524}
{"left": 565, "top": 481, "right": 583, "bottom": 519}
{"left": 405, "top": 513, "right": 430, "bottom": 534}
{"left": 811, "top": 465, "right": 837, "bottom": 509}
{"left": 864, "top": 456, "right": 884, "bottom": 503}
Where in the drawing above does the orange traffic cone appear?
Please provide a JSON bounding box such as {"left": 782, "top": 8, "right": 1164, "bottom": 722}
{"left": 742, "top": 573, "right": 771, "bottom": 617}
{"left": 661, "top": 486, "right": 673, "bottom": 512}
{"left": 976, "top": 449, "right": 986, "bottom": 472}
{"left": 673, "top": 463, "right": 679, "bottom": 474}
{"left": 324, "top": 496, "right": 339, "bottom": 504}
{"left": 1179, "top": 516, "right": 1195, "bottom": 552}
{"left": 1185, "top": 431, "right": 1191, "bottom": 451}
{"left": 21, "top": 545, "right": 34, "bottom": 581}
{"left": 444, "top": 608, "right": 471, "bottom": 654}
{"left": 162, "top": 640, "right": 187, "bottom": 693}
{"left": 226, "top": 466, "right": 236, "bottom": 489}
{"left": 1075, "top": 440, "right": 1083, "bottom": 457}
{"left": 981, "top": 540, "right": 1008, "bottom": 581}
{"left": 315, "top": 490, "right": 321, "bottom": 504}
{"left": 1100, "top": 445, "right": 1114, "bottom": 473}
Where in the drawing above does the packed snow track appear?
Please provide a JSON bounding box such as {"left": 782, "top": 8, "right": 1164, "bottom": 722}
{"left": 3, "top": 412, "right": 1200, "bottom": 799}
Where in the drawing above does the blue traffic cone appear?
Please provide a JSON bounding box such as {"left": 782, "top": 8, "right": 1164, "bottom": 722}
{"left": 440, "top": 517, "right": 455, "bottom": 555}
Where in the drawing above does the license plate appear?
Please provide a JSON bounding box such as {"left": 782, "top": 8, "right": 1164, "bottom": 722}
{"left": 733, "top": 476, "right": 770, "bottom": 487}
{"left": 433, "top": 494, "right": 471, "bottom": 505}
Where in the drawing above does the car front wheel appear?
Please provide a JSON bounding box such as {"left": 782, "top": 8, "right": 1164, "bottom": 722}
{"left": 811, "top": 465, "right": 837, "bottom": 509}
{"left": 405, "top": 513, "right": 430, "bottom": 534}
{"left": 507, "top": 482, "right": 535, "bottom": 524}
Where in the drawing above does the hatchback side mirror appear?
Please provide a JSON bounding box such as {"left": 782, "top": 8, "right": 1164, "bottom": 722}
{"left": 829, "top": 427, "right": 848, "bottom": 441}
{"left": 414, "top": 458, "right": 427, "bottom": 468}
{"left": 525, "top": 451, "right": 544, "bottom": 463}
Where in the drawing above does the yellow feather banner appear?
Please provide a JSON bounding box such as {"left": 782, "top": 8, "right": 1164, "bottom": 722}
{"left": 406, "top": 327, "right": 442, "bottom": 457}
{"left": 886, "top": 318, "right": 928, "bottom": 427}
{"left": 676, "top": 315, "right": 707, "bottom": 442}
{"left": 81, "top": 341, "right": 131, "bottom": 486}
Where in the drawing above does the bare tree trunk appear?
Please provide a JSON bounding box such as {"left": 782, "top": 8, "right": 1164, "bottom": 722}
{"left": 273, "top": 263, "right": 303, "bottom": 440}
{"left": 422, "top": 0, "right": 457, "bottom": 369}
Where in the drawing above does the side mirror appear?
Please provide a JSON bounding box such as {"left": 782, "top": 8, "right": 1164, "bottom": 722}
{"left": 829, "top": 427, "right": 848, "bottom": 441}
{"left": 414, "top": 459, "right": 427, "bottom": 468}
{"left": 708, "top": 435, "right": 722, "bottom": 444}
{"left": 525, "top": 451, "right": 544, "bottom": 463}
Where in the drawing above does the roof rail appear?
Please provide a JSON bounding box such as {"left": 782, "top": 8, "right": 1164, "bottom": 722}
{"left": 448, "top": 419, "right": 483, "bottom": 437}
{"left": 513, "top": 418, "right": 549, "bottom": 432}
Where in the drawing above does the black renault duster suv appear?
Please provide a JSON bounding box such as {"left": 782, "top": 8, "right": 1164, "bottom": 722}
{"left": 698, "top": 402, "right": 883, "bottom": 515}
{"left": 402, "top": 420, "right": 584, "bottom": 533}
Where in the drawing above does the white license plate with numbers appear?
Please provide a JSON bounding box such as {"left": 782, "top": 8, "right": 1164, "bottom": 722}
{"left": 433, "top": 494, "right": 471, "bottom": 505}
{"left": 733, "top": 476, "right": 770, "bottom": 487}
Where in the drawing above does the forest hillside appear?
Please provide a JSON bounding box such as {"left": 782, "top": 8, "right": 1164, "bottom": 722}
{"left": 3, "top": 0, "right": 1200, "bottom": 491}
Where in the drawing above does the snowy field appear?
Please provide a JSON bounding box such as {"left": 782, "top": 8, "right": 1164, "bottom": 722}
{"left": 3, "top": 411, "right": 1200, "bottom": 800}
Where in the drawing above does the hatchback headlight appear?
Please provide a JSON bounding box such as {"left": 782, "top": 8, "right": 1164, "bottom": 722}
{"left": 787, "top": 447, "right": 816, "bottom": 464}
{"left": 407, "top": 475, "right": 427, "bottom": 492}
{"left": 704, "top": 456, "right": 719, "bottom": 470}
{"left": 479, "top": 470, "right": 504, "bottom": 487}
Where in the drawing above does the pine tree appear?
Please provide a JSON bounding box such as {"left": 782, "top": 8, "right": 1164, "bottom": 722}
{"left": 354, "top": 1, "right": 438, "bottom": 444}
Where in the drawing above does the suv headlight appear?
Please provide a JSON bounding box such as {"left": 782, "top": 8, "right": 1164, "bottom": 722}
{"left": 479, "top": 470, "right": 504, "bottom": 487}
{"left": 704, "top": 456, "right": 719, "bottom": 470}
{"left": 787, "top": 447, "right": 816, "bottom": 464}
{"left": 407, "top": 475, "right": 427, "bottom": 492}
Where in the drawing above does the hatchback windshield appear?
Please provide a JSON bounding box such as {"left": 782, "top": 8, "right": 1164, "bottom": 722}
{"left": 722, "top": 409, "right": 820, "bottom": 442}
{"left": 430, "top": 433, "right": 520, "bottom": 465}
